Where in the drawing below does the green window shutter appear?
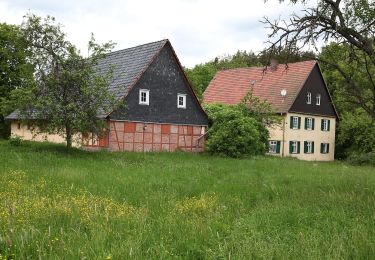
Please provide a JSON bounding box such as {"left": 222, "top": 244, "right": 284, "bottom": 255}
{"left": 320, "top": 143, "right": 324, "bottom": 153}
{"left": 321, "top": 119, "right": 324, "bottom": 130}
{"left": 298, "top": 117, "right": 301, "bottom": 129}
{"left": 304, "top": 141, "right": 307, "bottom": 153}
{"left": 276, "top": 141, "right": 281, "bottom": 154}
{"left": 312, "top": 141, "right": 314, "bottom": 153}
{"left": 312, "top": 118, "right": 315, "bottom": 130}
{"left": 304, "top": 118, "right": 307, "bottom": 130}
{"left": 290, "top": 116, "right": 293, "bottom": 129}
{"left": 297, "top": 141, "right": 301, "bottom": 154}
{"left": 289, "top": 141, "right": 293, "bottom": 154}
{"left": 327, "top": 143, "right": 330, "bottom": 153}
{"left": 328, "top": 120, "right": 331, "bottom": 131}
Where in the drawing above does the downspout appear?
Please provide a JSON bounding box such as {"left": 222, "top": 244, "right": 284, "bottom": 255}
{"left": 195, "top": 128, "right": 210, "bottom": 152}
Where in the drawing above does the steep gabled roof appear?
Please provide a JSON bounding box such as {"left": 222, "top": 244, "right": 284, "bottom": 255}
{"left": 6, "top": 39, "right": 208, "bottom": 121}
{"left": 203, "top": 60, "right": 317, "bottom": 113}
{"left": 96, "top": 39, "right": 168, "bottom": 101}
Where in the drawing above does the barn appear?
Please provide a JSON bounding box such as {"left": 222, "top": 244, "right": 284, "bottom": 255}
{"left": 6, "top": 39, "right": 208, "bottom": 152}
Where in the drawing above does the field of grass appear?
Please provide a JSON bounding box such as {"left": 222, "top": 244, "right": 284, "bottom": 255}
{"left": 0, "top": 140, "right": 375, "bottom": 259}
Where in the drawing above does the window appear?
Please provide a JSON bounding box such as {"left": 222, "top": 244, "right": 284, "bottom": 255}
{"left": 316, "top": 94, "right": 321, "bottom": 105}
{"left": 305, "top": 117, "right": 314, "bottom": 130}
{"left": 321, "top": 143, "right": 330, "bottom": 154}
{"left": 139, "top": 89, "right": 149, "bottom": 105}
{"left": 269, "top": 140, "right": 280, "bottom": 154}
{"left": 304, "top": 141, "right": 314, "bottom": 154}
{"left": 290, "top": 116, "right": 300, "bottom": 129}
{"left": 177, "top": 94, "right": 186, "bottom": 108}
{"left": 17, "top": 123, "right": 21, "bottom": 130}
{"left": 321, "top": 119, "right": 330, "bottom": 131}
{"left": 307, "top": 92, "right": 311, "bottom": 104}
{"left": 289, "top": 141, "right": 300, "bottom": 154}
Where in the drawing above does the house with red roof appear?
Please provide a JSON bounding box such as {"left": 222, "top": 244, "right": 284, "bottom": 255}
{"left": 203, "top": 60, "right": 338, "bottom": 161}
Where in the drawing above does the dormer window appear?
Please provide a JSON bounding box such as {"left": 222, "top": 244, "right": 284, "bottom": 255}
{"left": 307, "top": 92, "right": 311, "bottom": 104}
{"left": 316, "top": 94, "right": 321, "bottom": 106}
{"left": 139, "top": 89, "right": 149, "bottom": 105}
{"left": 177, "top": 94, "right": 186, "bottom": 109}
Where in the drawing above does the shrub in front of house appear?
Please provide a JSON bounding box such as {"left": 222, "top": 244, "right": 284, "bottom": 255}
{"left": 347, "top": 152, "right": 375, "bottom": 166}
{"left": 204, "top": 104, "right": 268, "bottom": 158}
{"left": 9, "top": 135, "right": 23, "bottom": 146}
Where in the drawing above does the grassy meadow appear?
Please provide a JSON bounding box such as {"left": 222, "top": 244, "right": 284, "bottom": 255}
{"left": 0, "top": 140, "right": 375, "bottom": 259}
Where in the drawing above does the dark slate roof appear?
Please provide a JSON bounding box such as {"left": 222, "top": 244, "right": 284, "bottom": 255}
{"left": 6, "top": 39, "right": 168, "bottom": 120}
{"left": 6, "top": 110, "right": 20, "bottom": 120}
{"left": 96, "top": 39, "right": 168, "bottom": 101}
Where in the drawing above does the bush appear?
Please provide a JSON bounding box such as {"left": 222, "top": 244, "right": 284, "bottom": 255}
{"left": 347, "top": 152, "right": 375, "bottom": 166}
{"left": 204, "top": 104, "right": 269, "bottom": 158}
{"left": 9, "top": 135, "right": 23, "bottom": 146}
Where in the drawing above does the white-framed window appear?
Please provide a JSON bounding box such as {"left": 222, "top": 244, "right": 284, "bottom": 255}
{"left": 307, "top": 92, "right": 312, "bottom": 104}
{"left": 306, "top": 117, "right": 313, "bottom": 130}
{"left": 139, "top": 89, "right": 149, "bottom": 105}
{"left": 292, "top": 116, "right": 299, "bottom": 129}
{"left": 321, "top": 119, "right": 330, "bottom": 131}
{"left": 304, "top": 141, "right": 314, "bottom": 154}
{"left": 321, "top": 143, "right": 329, "bottom": 154}
{"left": 291, "top": 141, "right": 298, "bottom": 154}
{"left": 269, "top": 141, "right": 277, "bottom": 154}
{"left": 316, "top": 94, "right": 321, "bottom": 105}
{"left": 177, "top": 94, "right": 186, "bottom": 108}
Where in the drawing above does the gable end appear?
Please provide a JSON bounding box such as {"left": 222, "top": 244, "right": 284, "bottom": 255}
{"left": 289, "top": 64, "right": 338, "bottom": 119}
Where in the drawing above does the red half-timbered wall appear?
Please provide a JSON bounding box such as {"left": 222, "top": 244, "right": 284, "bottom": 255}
{"left": 108, "top": 121, "right": 205, "bottom": 152}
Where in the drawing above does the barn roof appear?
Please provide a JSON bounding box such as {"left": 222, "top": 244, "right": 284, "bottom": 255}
{"left": 6, "top": 39, "right": 169, "bottom": 120}
{"left": 203, "top": 60, "right": 317, "bottom": 113}
{"left": 96, "top": 39, "right": 168, "bottom": 101}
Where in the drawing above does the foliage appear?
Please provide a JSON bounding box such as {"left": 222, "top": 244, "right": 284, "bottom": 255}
{"left": 204, "top": 103, "right": 269, "bottom": 158}
{"left": 347, "top": 152, "right": 375, "bottom": 167}
{"left": 9, "top": 14, "right": 120, "bottom": 148}
{"left": 319, "top": 43, "right": 375, "bottom": 158}
{"left": 8, "top": 135, "right": 23, "bottom": 146}
{"left": 0, "top": 23, "right": 34, "bottom": 138}
{"left": 320, "top": 43, "right": 375, "bottom": 120}
{"left": 1, "top": 140, "right": 375, "bottom": 259}
{"left": 334, "top": 110, "right": 375, "bottom": 160}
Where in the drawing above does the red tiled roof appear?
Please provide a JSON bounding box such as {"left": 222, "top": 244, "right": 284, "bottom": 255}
{"left": 203, "top": 60, "right": 317, "bottom": 113}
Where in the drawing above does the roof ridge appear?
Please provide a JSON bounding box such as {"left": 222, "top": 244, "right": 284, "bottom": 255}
{"left": 106, "top": 39, "right": 168, "bottom": 56}
{"left": 216, "top": 60, "right": 317, "bottom": 73}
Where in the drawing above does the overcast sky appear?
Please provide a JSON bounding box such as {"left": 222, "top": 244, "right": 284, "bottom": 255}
{"left": 0, "top": 0, "right": 309, "bottom": 68}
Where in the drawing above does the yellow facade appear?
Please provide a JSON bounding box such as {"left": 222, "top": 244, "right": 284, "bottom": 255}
{"left": 267, "top": 113, "right": 336, "bottom": 161}
{"left": 10, "top": 121, "right": 81, "bottom": 147}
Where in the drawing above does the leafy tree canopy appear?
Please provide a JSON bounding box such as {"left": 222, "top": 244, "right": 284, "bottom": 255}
{"left": 8, "top": 14, "right": 120, "bottom": 148}
{"left": 0, "top": 22, "right": 34, "bottom": 138}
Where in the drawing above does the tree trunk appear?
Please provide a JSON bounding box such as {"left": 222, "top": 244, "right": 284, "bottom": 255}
{"left": 66, "top": 123, "right": 72, "bottom": 148}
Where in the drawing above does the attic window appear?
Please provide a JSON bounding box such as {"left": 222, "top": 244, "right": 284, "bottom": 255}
{"left": 307, "top": 92, "right": 311, "bottom": 104}
{"left": 177, "top": 94, "right": 186, "bottom": 109}
{"left": 316, "top": 94, "right": 321, "bottom": 105}
{"left": 139, "top": 89, "right": 149, "bottom": 105}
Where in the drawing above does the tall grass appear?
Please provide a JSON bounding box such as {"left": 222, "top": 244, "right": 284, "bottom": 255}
{"left": 0, "top": 140, "right": 374, "bottom": 259}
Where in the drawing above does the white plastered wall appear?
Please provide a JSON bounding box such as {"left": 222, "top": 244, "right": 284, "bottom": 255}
{"left": 10, "top": 121, "right": 81, "bottom": 147}
{"left": 267, "top": 113, "right": 336, "bottom": 161}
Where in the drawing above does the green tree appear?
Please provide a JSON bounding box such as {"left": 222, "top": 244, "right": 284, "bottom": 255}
{"left": 204, "top": 90, "right": 276, "bottom": 158}
{"left": 319, "top": 43, "right": 375, "bottom": 157}
{"left": 0, "top": 23, "right": 33, "bottom": 138}
{"left": 11, "top": 14, "right": 119, "bottom": 148}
